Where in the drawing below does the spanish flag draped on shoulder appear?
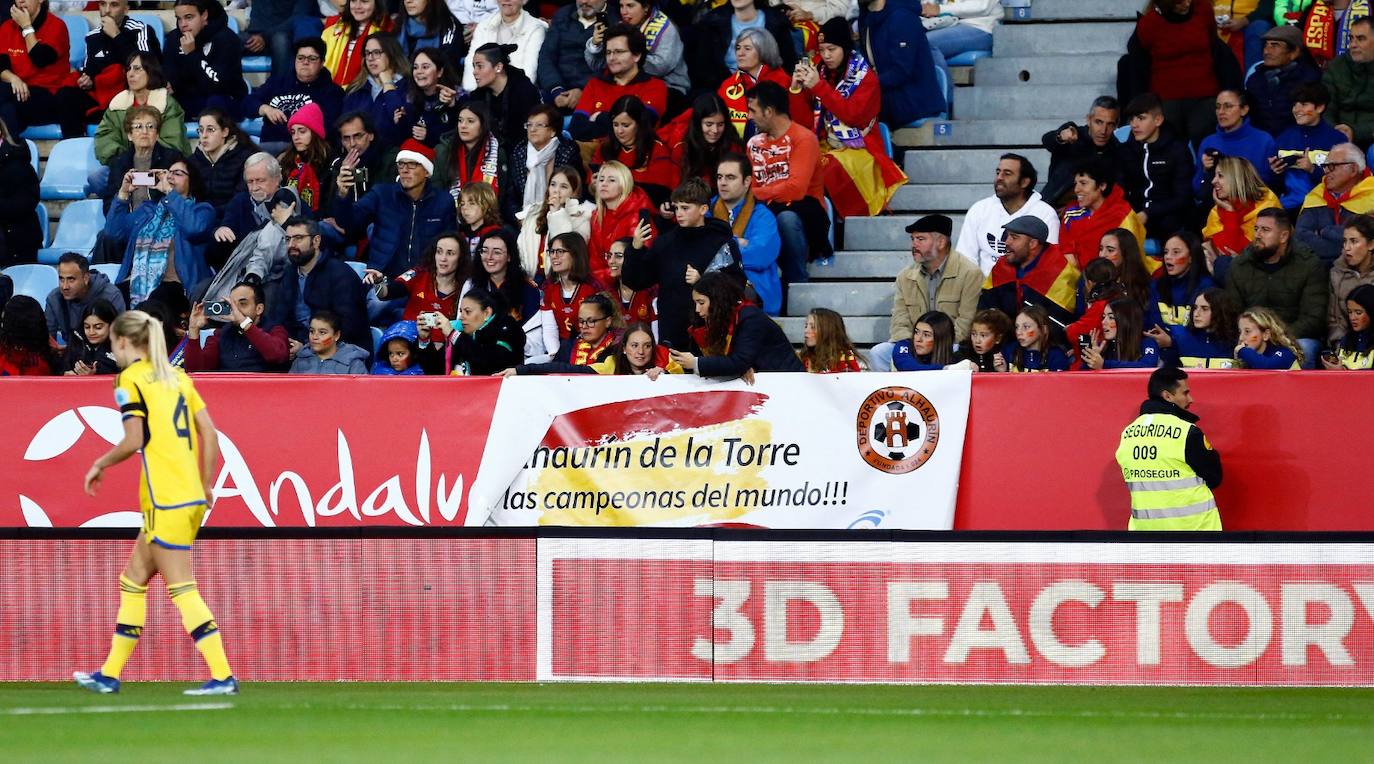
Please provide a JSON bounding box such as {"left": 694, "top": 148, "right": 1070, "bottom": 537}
{"left": 980, "top": 244, "right": 1081, "bottom": 327}
{"left": 1202, "top": 186, "right": 1281, "bottom": 257}
{"left": 1299, "top": 170, "right": 1374, "bottom": 218}
{"left": 1059, "top": 185, "right": 1155, "bottom": 274}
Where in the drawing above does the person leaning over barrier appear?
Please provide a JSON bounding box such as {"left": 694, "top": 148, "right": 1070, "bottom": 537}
{"left": 1115, "top": 367, "right": 1223, "bottom": 531}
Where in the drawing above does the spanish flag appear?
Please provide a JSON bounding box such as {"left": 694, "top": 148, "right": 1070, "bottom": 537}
{"left": 1202, "top": 187, "right": 1281, "bottom": 256}
{"left": 981, "top": 244, "right": 1081, "bottom": 326}
{"left": 1059, "top": 185, "right": 1154, "bottom": 273}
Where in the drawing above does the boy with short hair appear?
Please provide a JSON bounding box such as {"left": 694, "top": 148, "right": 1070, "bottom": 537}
{"left": 621, "top": 177, "right": 744, "bottom": 350}
{"left": 1114, "top": 93, "right": 1195, "bottom": 240}
{"left": 1271, "top": 82, "right": 1347, "bottom": 214}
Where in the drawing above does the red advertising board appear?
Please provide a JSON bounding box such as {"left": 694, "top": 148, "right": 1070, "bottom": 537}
{"left": 1, "top": 537, "right": 536, "bottom": 681}
{"left": 0, "top": 376, "right": 501, "bottom": 529}
{"left": 7, "top": 536, "right": 1374, "bottom": 684}
{"left": 0, "top": 371, "right": 1369, "bottom": 530}
{"left": 541, "top": 540, "right": 1374, "bottom": 686}
{"left": 954, "top": 371, "right": 1374, "bottom": 530}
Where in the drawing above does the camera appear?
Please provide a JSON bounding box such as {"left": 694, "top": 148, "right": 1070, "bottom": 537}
{"left": 1077, "top": 334, "right": 1092, "bottom": 355}
{"left": 204, "top": 300, "right": 233, "bottom": 319}
{"left": 595, "top": 9, "right": 608, "bottom": 25}
{"left": 130, "top": 171, "right": 156, "bottom": 187}
{"left": 418, "top": 312, "right": 442, "bottom": 330}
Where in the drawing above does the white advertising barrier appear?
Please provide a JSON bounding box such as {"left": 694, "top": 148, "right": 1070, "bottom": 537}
{"left": 466, "top": 371, "right": 972, "bottom": 528}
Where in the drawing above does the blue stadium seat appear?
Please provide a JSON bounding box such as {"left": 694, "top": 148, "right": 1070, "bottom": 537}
{"left": 25, "top": 138, "right": 37, "bottom": 174}
{"left": 243, "top": 56, "right": 272, "bottom": 73}
{"left": 37, "top": 199, "right": 105, "bottom": 264}
{"left": 1114, "top": 124, "right": 1131, "bottom": 143}
{"left": 947, "top": 50, "right": 991, "bottom": 67}
{"left": 21, "top": 124, "right": 62, "bottom": 140}
{"left": 85, "top": 124, "right": 98, "bottom": 137}
{"left": 371, "top": 326, "right": 383, "bottom": 356}
{"left": 4, "top": 263, "right": 57, "bottom": 301}
{"left": 128, "top": 12, "right": 164, "bottom": 39}
{"left": 225, "top": 15, "right": 240, "bottom": 34}
{"left": 35, "top": 202, "right": 47, "bottom": 247}
{"left": 61, "top": 15, "right": 90, "bottom": 69}
{"left": 346, "top": 261, "right": 367, "bottom": 279}
{"left": 239, "top": 118, "right": 263, "bottom": 137}
{"left": 39, "top": 138, "right": 97, "bottom": 200}
{"left": 878, "top": 123, "right": 892, "bottom": 159}
{"left": 90, "top": 263, "right": 121, "bottom": 283}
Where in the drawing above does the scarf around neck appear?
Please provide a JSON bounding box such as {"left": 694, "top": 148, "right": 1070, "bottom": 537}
{"left": 129, "top": 198, "right": 178, "bottom": 304}
{"left": 451, "top": 133, "right": 502, "bottom": 202}
{"left": 712, "top": 193, "right": 755, "bottom": 239}
{"left": 821, "top": 53, "right": 873, "bottom": 149}
{"left": 524, "top": 137, "right": 560, "bottom": 210}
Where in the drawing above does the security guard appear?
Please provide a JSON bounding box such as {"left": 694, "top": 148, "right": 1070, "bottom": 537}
{"left": 1115, "top": 367, "right": 1223, "bottom": 530}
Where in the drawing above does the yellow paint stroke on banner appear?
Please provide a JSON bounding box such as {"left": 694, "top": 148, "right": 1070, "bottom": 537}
{"left": 534, "top": 419, "right": 773, "bottom": 526}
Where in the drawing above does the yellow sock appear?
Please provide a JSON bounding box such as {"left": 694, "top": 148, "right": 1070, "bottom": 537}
{"left": 99, "top": 575, "right": 147, "bottom": 679}
{"left": 168, "top": 581, "right": 232, "bottom": 681}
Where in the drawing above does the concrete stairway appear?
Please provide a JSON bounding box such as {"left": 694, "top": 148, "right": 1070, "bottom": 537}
{"left": 780, "top": 0, "right": 1143, "bottom": 346}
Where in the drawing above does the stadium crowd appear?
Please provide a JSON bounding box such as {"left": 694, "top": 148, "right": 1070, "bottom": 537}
{"left": 0, "top": 0, "right": 1372, "bottom": 379}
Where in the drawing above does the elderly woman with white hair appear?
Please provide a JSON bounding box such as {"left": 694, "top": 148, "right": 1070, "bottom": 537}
{"left": 689, "top": 0, "right": 797, "bottom": 102}
{"left": 712, "top": 27, "right": 811, "bottom": 139}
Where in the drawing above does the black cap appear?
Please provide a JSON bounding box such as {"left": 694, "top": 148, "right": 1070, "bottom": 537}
{"left": 270, "top": 187, "right": 297, "bottom": 209}
{"left": 905, "top": 214, "right": 953, "bottom": 238}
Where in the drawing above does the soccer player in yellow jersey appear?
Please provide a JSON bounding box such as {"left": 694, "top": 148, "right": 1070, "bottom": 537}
{"left": 74, "top": 311, "right": 238, "bottom": 696}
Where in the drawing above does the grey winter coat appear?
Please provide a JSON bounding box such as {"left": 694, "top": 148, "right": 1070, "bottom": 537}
{"left": 289, "top": 342, "right": 369, "bottom": 374}
{"left": 45, "top": 271, "right": 126, "bottom": 346}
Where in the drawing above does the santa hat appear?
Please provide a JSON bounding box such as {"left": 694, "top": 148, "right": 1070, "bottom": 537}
{"left": 396, "top": 139, "right": 435, "bottom": 175}
{"left": 286, "top": 102, "right": 326, "bottom": 141}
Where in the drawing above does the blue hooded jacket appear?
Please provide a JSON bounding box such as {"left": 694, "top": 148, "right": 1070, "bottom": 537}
{"left": 333, "top": 181, "right": 459, "bottom": 277}
{"left": 857, "top": 0, "right": 946, "bottom": 125}
{"left": 109, "top": 191, "right": 215, "bottom": 291}
{"left": 372, "top": 320, "right": 425, "bottom": 375}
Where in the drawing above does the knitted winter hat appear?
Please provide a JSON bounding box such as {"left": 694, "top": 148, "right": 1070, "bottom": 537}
{"left": 286, "top": 102, "right": 326, "bottom": 141}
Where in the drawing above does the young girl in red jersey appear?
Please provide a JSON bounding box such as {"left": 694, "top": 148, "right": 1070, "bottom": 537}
{"left": 536, "top": 231, "right": 604, "bottom": 361}
{"left": 606, "top": 237, "right": 657, "bottom": 327}
{"left": 365, "top": 231, "right": 468, "bottom": 321}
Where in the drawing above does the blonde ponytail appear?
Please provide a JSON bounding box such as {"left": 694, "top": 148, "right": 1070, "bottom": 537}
{"left": 111, "top": 310, "right": 177, "bottom": 387}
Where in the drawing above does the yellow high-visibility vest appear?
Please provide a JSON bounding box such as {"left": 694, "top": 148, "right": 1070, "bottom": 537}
{"left": 1114, "top": 412, "right": 1220, "bottom": 531}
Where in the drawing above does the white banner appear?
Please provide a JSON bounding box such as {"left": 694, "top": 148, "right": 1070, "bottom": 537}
{"left": 466, "top": 371, "right": 972, "bottom": 528}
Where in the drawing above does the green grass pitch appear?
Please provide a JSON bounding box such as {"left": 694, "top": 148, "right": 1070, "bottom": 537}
{"left": 2, "top": 682, "right": 1372, "bottom": 762}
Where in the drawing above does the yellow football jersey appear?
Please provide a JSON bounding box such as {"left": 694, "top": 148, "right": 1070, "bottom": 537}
{"left": 114, "top": 359, "right": 207, "bottom": 511}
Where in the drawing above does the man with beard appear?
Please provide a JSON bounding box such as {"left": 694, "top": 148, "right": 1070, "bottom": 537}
{"left": 1226, "top": 207, "right": 1328, "bottom": 366}
{"left": 278, "top": 216, "right": 371, "bottom": 364}
{"left": 955, "top": 153, "right": 1061, "bottom": 276}
{"left": 978, "top": 215, "right": 1080, "bottom": 328}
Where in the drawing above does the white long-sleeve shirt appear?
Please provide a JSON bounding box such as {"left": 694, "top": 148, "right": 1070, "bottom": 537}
{"left": 955, "top": 191, "right": 1062, "bottom": 276}
{"left": 463, "top": 11, "right": 548, "bottom": 92}
{"left": 927, "top": 0, "right": 1002, "bottom": 35}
